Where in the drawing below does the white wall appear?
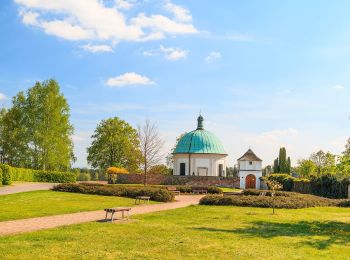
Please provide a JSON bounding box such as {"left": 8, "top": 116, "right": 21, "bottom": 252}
{"left": 173, "top": 154, "right": 227, "bottom": 176}
{"left": 239, "top": 161, "right": 262, "bottom": 171}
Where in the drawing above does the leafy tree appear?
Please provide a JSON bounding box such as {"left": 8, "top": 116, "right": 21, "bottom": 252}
{"left": 296, "top": 159, "right": 317, "bottom": 178}
{"left": 226, "top": 165, "right": 239, "bottom": 178}
{"left": 310, "top": 150, "right": 336, "bottom": 176}
{"left": 0, "top": 80, "right": 74, "bottom": 170}
{"left": 87, "top": 117, "right": 142, "bottom": 172}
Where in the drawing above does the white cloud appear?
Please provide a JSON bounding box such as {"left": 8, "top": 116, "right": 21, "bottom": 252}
{"left": 106, "top": 72, "right": 155, "bottom": 88}
{"left": 115, "top": 0, "right": 135, "bottom": 10}
{"left": 205, "top": 51, "right": 221, "bottom": 63}
{"left": 0, "top": 93, "right": 7, "bottom": 101}
{"left": 160, "top": 45, "right": 188, "bottom": 60}
{"left": 333, "top": 84, "right": 345, "bottom": 91}
{"left": 15, "top": 0, "right": 198, "bottom": 44}
{"left": 164, "top": 0, "right": 192, "bottom": 22}
{"left": 81, "top": 44, "right": 113, "bottom": 53}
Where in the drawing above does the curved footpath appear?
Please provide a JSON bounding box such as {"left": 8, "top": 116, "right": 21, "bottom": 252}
{"left": 0, "top": 195, "right": 203, "bottom": 236}
{"left": 0, "top": 182, "right": 56, "bottom": 195}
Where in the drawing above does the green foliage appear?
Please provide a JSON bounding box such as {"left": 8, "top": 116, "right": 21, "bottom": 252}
{"left": 53, "top": 183, "right": 174, "bottom": 202}
{"left": 0, "top": 164, "right": 12, "bottom": 185}
{"left": 310, "top": 175, "right": 350, "bottom": 199}
{"left": 296, "top": 159, "right": 317, "bottom": 178}
{"left": 310, "top": 150, "right": 336, "bottom": 176}
{"left": 0, "top": 164, "right": 76, "bottom": 184}
{"left": 0, "top": 80, "right": 74, "bottom": 170}
{"left": 34, "top": 171, "right": 76, "bottom": 183}
{"left": 148, "top": 164, "right": 171, "bottom": 175}
{"left": 273, "top": 147, "right": 291, "bottom": 173}
{"left": 76, "top": 172, "right": 91, "bottom": 181}
{"left": 87, "top": 117, "right": 142, "bottom": 172}
{"left": 0, "top": 168, "right": 2, "bottom": 184}
{"left": 199, "top": 192, "right": 339, "bottom": 209}
{"left": 266, "top": 174, "right": 294, "bottom": 191}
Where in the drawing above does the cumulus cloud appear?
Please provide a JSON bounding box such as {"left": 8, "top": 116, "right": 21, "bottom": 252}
{"left": 160, "top": 45, "right": 188, "bottom": 60}
{"left": 164, "top": 0, "right": 192, "bottom": 22}
{"left": 205, "top": 51, "right": 221, "bottom": 63}
{"left": 106, "top": 72, "right": 155, "bottom": 88}
{"left": 81, "top": 44, "right": 113, "bottom": 53}
{"left": 0, "top": 93, "right": 7, "bottom": 101}
{"left": 15, "top": 0, "right": 198, "bottom": 45}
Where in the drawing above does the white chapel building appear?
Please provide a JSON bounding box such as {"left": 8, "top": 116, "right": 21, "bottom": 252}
{"left": 173, "top": 115, "right": 228, "bottom": 176}
{"left": 238, "top": 149, "right": 263, "bottom": 189}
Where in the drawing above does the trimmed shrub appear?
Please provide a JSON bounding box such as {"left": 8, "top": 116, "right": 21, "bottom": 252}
{"left": 34, "top": 171, "right": 76, "bottom": 183}
{"left": 292, "top": 179, "right": 311, "bottom": 194}
{"left": 0, "top": 164, "right": 12, "bottom": 185}
{"left": 53, "top": 183, "right": 174, "bottom": 202}
{"left": 199, "top": 193, "right": 338, "bottom": 209}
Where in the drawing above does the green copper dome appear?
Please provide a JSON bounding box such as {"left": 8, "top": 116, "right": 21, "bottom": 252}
{"left": 174, "top": 116, "right": 227, "bottom": 154}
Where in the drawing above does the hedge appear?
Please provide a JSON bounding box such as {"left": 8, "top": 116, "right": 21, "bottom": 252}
{"left": 0, "top": 164, "right": 76, "bottom": 185}
{"left": 265, "top": 174, "right": 350, "bottom": 199}
{"left": 53, "top": 183, "right": 175, "bottom": 202}
{"left": 199, "top": 192, "right": 344, "bottom": 209}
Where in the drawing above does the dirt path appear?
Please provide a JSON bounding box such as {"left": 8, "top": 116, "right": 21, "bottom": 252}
{"left": 0, "top": 183, "right": 56, "bottom": 195}
{"left": 0, "top": 195, "right": 203, "bottom": 236}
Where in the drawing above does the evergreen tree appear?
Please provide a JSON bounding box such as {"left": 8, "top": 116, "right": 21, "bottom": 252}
{"left": 273, "top": 158, "right": 279, "bottom": 173}
{"left": 287, "top": 157, "right": 291, "bottom": 173}
{"left": 279, "top": 147, "right": 287, "bottom": 172}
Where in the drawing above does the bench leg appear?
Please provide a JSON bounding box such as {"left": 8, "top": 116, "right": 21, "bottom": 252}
{"left": 111, "top": 212, "right": 114, "bottom": 222}
{"left": 105, "top": 211, "right": 108, "bottom": 220}
{"left": 122, "top": 211, "right": 125, "bottom": 219}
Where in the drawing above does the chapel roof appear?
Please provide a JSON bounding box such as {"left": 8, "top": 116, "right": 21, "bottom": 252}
{"left": 173, "top": 116, "right": 227, "bottom": 155}
{"left": 238, "top": 149, "right": 262, "bottom": 161}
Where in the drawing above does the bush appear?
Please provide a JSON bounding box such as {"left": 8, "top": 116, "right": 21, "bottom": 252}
{"left": 0, "top": 164, "right": 12, "bottom": 185}
{"left": 199, "top": 193, "right": 338, "bottom": 209}
{"left": 292, "top": 179, "right": 311, "bottom": 194}
{"left": 53, "top": 183, "right": 174, "bottom": 202}
{"left": 76, "top": 172, "right": 91, "bottom": 181}
{"left": 34, "top": 171, "right": 76, "bottom": 183}
{"left": 0, "top": 168, "right": 2, "bottom": 185}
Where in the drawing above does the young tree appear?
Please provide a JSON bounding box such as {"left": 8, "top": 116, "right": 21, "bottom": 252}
{"left": 138, "top": 120, "right": 164, "bottom": 185}
{"left": 265, "top": 179, "right": 283, "bottom": 214}
{"left": 87, "top": 117, "right": 142, "bottom": 172}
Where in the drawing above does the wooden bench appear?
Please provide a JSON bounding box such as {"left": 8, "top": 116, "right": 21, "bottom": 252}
{"left": 192, "top": 187, "right": 208, "bottom": 194}
{"left": 166, "top": 186, "right": 180, "bottom": 195}
{"left": 135, "top": 196, "right": 151, "bottom": 205}
{"left": 104, "top": 207, "right": 131, "bottom": 222}
{"left": 259, "top": 191, "right": 267, "bottom": 197}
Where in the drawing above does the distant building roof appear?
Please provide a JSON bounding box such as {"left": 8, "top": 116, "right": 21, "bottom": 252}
{"left": 238, "top": 149, "right": 262, "bottom": 161}
{"left": 173, "top": 116, "right": 227, "bottom": 155}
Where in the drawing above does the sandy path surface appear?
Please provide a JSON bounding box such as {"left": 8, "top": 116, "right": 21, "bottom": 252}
{"left": 0, "top": 183, "right": 56, "bottom": 195}
{"left": 0, "top": 195, "right": 203, "bottom": 236}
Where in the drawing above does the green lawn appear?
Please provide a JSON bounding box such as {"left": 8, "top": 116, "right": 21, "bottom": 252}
{"left": 219, "top": 187, "right": 242, "bottom": 192}
{"left": 0, "top": 190, "right": 141, "bottom": 221}
{"left": 1, "top": 205, "right": 350, "bottom": 259}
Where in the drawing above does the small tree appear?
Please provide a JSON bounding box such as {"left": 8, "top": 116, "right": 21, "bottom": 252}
{"left": 266, "top": 179, "right": 283, "bottom": 214}
{"left": 138, "top": 120, "right": 164, "bottom": 185}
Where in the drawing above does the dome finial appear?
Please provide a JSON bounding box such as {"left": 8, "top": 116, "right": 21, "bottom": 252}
{"left": 197, "top": 114, "right": 204, "bottom": 130}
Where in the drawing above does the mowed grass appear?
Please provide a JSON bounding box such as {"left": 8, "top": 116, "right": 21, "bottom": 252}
{"left": 1, "top": 206, "right": 350, "bottom": 259}
{"left": 0, "top": 190, "right": 140, "bottom": 221}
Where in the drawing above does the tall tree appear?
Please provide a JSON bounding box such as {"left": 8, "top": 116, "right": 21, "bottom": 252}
{"left": 279, "top": 147, "right": 287, "bottom": 172}
{"left": 138, "top": 120, "right": 164, "bottom": 185}
{"left": 273, "top": 157, "right": 279, "bottom": 173}
{"left": 0, "top": 80, "right": 74, "bottom": 170}
{"left": 87, "top": 117, "right": 141, "bottom": 171}
{"left": 310, "top": 150, "right": 336, "bottom": 176}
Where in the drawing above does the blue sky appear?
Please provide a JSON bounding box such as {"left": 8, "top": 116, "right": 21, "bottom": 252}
{"left": 1, "top": 0, "right": 350, "bottom": 167}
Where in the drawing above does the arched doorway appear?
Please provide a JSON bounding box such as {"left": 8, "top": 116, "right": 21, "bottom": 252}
{"left": 245, "top": 174, "right": 256, "bottom": 189}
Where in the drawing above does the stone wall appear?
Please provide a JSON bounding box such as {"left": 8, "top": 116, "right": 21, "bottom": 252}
{"left": 116, "top": 173, "right": 239, "bottom": 187}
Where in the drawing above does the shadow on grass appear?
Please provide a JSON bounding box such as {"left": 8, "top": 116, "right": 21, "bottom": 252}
{"left": 193, "top": 221, "right": 350, "bottom": 249}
